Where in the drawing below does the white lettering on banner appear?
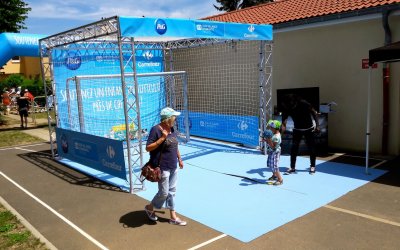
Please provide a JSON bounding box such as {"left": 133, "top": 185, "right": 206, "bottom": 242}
{"left": 92, "top": 100, "right": 113, "bottom": 112}
{"left": 60, "top": 89, "right": 77, "bottom": 102}
{"left": 12, "top": 36, "right": 39, "bottom": 45}
{"left": 60, "top": 83, "right": 159, "bottom": 103}
{"left": 114, "top": 100, "right": 123, "bottom": 109}
{"left": 74, "top": 142, "right": 92, "bottom": 152}
{"left": 137, "top": 62, "right": 161, "bottom": 67}
{"left": 94, "top": 87, "right": 123, "bottom": 98}
{"left": 138, "top": 83, "right": 161, "bottom": 93}
{"left": 196, "top": 24, "right": 218, "bottom": 31}
{"left": 200, "top": 120, "right": 219, "bottom": 129}
{"left": 244, "top": 34, "right": 258, "bottom": 38}
{"left": 91, "top": 98, "right": 142, "bottom": 112}
{"left": 231, "top": 132, "right": 255, "bottom": 140}
{"left": 102, "top": 159, "right": 122, "bottom": 171}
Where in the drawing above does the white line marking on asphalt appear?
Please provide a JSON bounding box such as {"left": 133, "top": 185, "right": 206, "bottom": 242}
{"left": 14, "top": 147, "right": 38, "bottom": 152}
{"left": 325, "top": 205, "right": 400, "bottom": 227}
{"left": 0, "top": 171, "right": 109, "bottom": 250}
{"left": 370, "top": 160, "right": 387, "bottom": 169}
{"left": 0, "top": 143, "right": 47, "bottom": 151}
{"left": 332, "top": 153, "right": 386, "bottom": 161}
{"left": 187, "top": 234, "right": 227, "bottom": 250}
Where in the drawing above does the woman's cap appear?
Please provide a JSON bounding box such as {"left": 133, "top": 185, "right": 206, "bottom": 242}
{"left": 160, "top": 107, "right": 181, "bottom": 121}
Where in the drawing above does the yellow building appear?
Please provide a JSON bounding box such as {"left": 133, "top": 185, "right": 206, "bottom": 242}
{"left": 0, "top": 56, "right": 42, "bottom": 81}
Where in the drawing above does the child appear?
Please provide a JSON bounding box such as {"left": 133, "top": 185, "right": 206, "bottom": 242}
{"left": 263, "top": 120, "right": 283, "bottom": 185}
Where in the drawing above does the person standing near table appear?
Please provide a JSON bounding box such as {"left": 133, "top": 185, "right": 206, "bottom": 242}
{"left": 281, "top": 94, "right": 320, "bottom": 175}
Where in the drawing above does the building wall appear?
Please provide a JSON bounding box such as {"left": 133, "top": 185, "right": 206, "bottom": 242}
{"left": 0, "top": 56, "right": 42, "bottom": 80}
{"left": 20, "top": 57, "right": 42, "bottom": 79}
{"left": 273, "top": 14, "right": 400, "bottom": 154}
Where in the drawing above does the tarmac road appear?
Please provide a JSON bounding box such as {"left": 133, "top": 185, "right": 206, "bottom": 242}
{"left": 0, "top": 131, "right": 399, "bottom": 249}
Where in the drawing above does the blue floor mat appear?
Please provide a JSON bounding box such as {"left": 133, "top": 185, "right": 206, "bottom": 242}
{"left": 59, "top": 138, "right": 387, "bottom": 242}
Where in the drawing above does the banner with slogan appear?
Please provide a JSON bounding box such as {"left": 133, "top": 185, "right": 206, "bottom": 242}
{"left": 52, "top": 43, "right": 165, "bottom": 140}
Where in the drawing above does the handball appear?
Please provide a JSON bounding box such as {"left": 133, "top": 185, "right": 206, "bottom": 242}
{"left": 262, "top": 129, "right": 273, "bottom": 139}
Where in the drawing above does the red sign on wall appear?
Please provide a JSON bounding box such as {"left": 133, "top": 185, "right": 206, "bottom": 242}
{"left": 362, "top": 59, "right": 378, "bottom": 69}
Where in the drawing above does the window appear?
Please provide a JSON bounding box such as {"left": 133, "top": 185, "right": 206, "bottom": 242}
{"left": 11, "top": 56, "right": 20, "bottom": 63}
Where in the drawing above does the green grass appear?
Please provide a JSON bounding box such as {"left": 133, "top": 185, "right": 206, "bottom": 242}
{"left": 0, "top": 207, "right": 48, "bottom": 249}
{"left": 0, "top": 117, "right": 50, "bottom": 249}
{"left": 0, "top": 115, "right": 46, "bottom": 148}
{"left": 0, "top": 130, "right": 45, "bottom": 148}
{"left": 31, "top": 110, "right": 55, "bottom": 123}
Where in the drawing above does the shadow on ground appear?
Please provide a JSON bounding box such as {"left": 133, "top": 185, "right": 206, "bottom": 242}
{"left": 18, "top": 150, "right": 125, "bottom": 192}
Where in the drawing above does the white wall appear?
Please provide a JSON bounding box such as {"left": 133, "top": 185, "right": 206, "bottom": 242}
{"left": 273, "top": 14, "right": 400, "bottom": 155}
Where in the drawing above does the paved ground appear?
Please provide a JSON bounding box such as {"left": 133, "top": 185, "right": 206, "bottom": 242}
{"left": 0, "top": 116, "right": 399, "bottom": 249}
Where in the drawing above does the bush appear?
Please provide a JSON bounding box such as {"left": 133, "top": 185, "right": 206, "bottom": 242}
{"left": 0, "top": 74, "right": 45, "bottom": 97}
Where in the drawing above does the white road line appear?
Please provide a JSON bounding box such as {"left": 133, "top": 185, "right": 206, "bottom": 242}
{"left": 332, "top": 153, "right": 384, "bottom": 161}
{"left": 187, "top": 234, "right": 227, "bottom": 250}
{"left": 0, "top": 171, "right": 109, "bottom": 250}
{"left": 370, "top": 160, "right": 387, "bottom": 169}
{"left": 0, "top": 143, "right": 47, "bottom": 151}
{"left": 14, "top": 147, "right": 38, "bottom": 152}
{"left": 324, "top": 205, "right": 400, "bottom": 227}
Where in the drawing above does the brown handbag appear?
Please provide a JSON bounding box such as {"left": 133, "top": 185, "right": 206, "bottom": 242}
{"left": 140, "top": 139, "right": 165, "bottom": 182}
{"left": 140, "top": 162, "right": 161, "bottom": 182}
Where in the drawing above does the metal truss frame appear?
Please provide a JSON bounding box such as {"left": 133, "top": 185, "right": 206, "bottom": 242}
{"left": 39, "top": 16, "right": 273, "bottom": 193}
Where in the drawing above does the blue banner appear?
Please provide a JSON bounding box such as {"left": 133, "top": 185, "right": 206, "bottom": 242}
{"left": 188, "top": 112, "right": 259, "bottom": 146}
{"left": 56, "top": 127, "right": 127, "bottom": 179}
{"left": 119, "top": 17, "right": 273, "bottom": 41}
{"left": 52, "top": 44, "right": 164, "bottom": 139}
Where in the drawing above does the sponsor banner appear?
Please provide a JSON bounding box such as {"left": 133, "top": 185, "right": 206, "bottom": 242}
{"left": 188, "top": 112, "right": 259, "bottom": 146}
{"left": 56, "top": 127, "right": 127, "bottom": 179}
{"left": 52, "top": 46, "right": 164, "bottom": 138}
{"left": 224, "top": 23, "right": 273, "bottom": 40}
{"left": 119, "top": 17, "right": 273, "bottom": 41}
{"left": 194, "top": 21, "right": 225, "bottom": 37}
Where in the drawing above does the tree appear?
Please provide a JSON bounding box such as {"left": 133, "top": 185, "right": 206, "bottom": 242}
{"left": 0, "top": 0, "right": 31, "bottom": 33}
{"left": 214, "top": 0, "right": 274, "bottom": 12}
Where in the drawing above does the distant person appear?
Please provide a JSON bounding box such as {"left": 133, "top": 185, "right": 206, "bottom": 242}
{"left": 2, "top": 90, "right": 11, "bottom": 115}
{"left": 17, "top": 92, "right": 30, "bottom": 128}
{"left": 144, "top": 107, "right": 186, "bottom": 226}
{"left": 281, "top": 94, "right": 319, "bottom": 175}
{"left": 262, "top": 120, "right": 283, "bottom": 185}
{"left": 24, "top": 89, "right": 35, "bottom": 102}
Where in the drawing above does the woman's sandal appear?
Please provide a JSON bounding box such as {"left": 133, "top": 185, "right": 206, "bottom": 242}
{"left": 144, "top": 206, "right": 158, "bottom": 221}
{"left": 169, "top": 217, "right": 187, "bottom": 226}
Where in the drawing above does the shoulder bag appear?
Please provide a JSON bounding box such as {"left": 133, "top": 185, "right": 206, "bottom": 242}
{"left": 140, "top": 139, "right": 165, "bottom": 182}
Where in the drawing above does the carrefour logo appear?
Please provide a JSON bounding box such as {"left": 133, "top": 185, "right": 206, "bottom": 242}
{"left": 155, "top": 19, "right": 167, "bottom": 35}
{"left": 106, "top": 145, "right": 115, "bottom": 159}
{"left": 142, "top": 51, "right": 153, "bottom": 60}
{"left": 237, "top": 121, "right": 248, "bottom": 131}
{"left": 248, "top": 25, "right": 255, "bottom": 33}
{"left": 65, "top": 52, "right": 81, "bottom": 70}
